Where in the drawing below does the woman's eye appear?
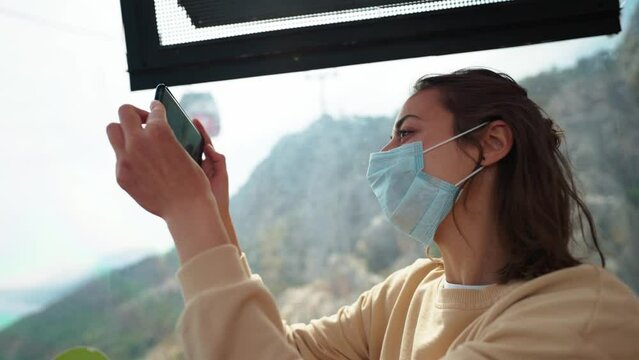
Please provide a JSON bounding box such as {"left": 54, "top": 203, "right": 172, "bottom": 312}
{"left": 398, "top": 130, "right": 413, "bottom": 139}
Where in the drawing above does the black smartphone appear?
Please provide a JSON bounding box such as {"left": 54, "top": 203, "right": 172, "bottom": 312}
{"left": 154, "top": 84, "right": 204, "bottom": 165}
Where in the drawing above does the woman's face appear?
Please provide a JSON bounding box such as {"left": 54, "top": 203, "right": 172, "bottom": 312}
{"left": 381, "top": 89, "right": 480, "bottom": 185}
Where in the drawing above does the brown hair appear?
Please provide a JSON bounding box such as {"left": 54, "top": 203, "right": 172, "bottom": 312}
{"left": 414, "top": 68, "right": 605, "bottom": 283}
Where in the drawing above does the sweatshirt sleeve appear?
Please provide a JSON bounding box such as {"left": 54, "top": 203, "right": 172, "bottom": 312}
{"left": 283, "top": 290, "right": 374, "bottom": 359}
{"left": 176, "top": 244, "right": 301, "bottom": 359}
{"left": 442, "top": 266, "right": 639, "bottom": 360}
{"left": 283, "top": 260, "right": 418, "bottom": 359}
{"left": 175, "top": 244, "right": 386, "bottom": 360}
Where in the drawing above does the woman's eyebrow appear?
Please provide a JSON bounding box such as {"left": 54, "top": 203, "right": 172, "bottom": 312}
{"left": 394, "top": 114, "right": 422, "bottom": 132}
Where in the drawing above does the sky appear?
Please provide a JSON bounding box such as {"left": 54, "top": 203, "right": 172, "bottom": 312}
{"left": 0, "top": 0, "right": 636, "bottom": 297}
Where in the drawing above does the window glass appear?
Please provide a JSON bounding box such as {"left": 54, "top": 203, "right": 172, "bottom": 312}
{"left": 0, "top": 0, "right": 636, "bottom": 359}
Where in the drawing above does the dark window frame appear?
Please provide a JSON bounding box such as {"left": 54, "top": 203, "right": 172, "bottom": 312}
{"left": 120, "top": 0, "right": 621, "bottom": 90}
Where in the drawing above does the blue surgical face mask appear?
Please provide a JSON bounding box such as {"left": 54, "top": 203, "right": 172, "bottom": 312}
{"left": 366, "top": 122, "right": 488, "bottom": 246}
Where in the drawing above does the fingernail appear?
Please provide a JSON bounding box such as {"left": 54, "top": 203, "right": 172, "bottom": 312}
{"left": 150, "top": 100, "right": 160, "bottom": 110}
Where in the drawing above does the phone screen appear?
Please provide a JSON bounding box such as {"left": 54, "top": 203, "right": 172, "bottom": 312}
{"left": 154, "top": 84, "right": 204, "bottom": 165}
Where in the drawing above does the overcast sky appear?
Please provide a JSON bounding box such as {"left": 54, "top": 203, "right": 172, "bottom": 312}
{"left": 0, "top": 0, "right": 636, "bottom": 291}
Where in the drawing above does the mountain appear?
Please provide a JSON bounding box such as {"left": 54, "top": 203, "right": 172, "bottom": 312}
{"left": 230, "top": 115, "right": 421, "bottom": 294}
{"left": 620, "top": 0, "right": 639, "bottom": 99}
{"left": 1, "top": 7, "right": 637, "bottom": 360}
{"left": 0, "top": 247, "right": 161, "bottom": 332}
{"left": 0, "top": 114, "right": 416, "bottom": 360}
{"left": 0, "top": 282, "right": 78, "bottom": 331}
{"left": 0, "top": 252, "right": 182, "bottom": 360}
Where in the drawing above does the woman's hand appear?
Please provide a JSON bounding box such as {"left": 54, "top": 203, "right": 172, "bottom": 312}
{"left": 192, "top": 119, "right": 230, "bottom": 215}
{"left": 106, "top": 101, "right": 230, "bottom": 264}
{"left": 192, "top": 119, "right": 240, "bottom": 251}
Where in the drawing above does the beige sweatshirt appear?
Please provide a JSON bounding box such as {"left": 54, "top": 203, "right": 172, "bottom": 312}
{"left": 176, "top": 244, "right": 639, "bottom": 359}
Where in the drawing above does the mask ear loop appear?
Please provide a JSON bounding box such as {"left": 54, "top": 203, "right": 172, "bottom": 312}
{"left": 421, "top": 121, "right": 488, "bottom": 188}
{"left": 422, "top": 121, "right": 489, "bottom": 192}
{"left": 453, "top": 165, "right": 483, "bottom": 203}
{"left": 422, "top": 122, "right": 489, "bottom": 154}
{"left": 455, "top": 166, "right": 484, "bottom": 187}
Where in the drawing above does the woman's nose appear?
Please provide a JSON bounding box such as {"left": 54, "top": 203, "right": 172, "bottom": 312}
{"left": 380, "top": 140, "right": 394, "bottom": 152}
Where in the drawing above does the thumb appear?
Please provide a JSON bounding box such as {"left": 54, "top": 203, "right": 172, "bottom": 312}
{"left": 147, "top": 100, "right": 167, "bottom": 125}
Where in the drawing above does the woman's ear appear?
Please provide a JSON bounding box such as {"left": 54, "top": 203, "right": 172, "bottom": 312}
{"left": 480, "top": 120, "right": 513, "bottom": 166}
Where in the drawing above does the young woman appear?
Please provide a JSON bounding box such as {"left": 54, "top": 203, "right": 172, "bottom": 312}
{"left": 107, "top": 69, "right": 639, "bottom": 359}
